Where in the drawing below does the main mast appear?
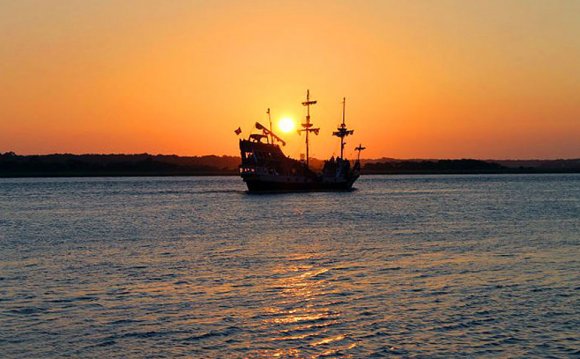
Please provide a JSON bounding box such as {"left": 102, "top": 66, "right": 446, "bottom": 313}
{"left": 300, "top": 89, "right": 319, "bottom": 167}
{"left": 333, "top": 97, "right": 354, "bottom": 160}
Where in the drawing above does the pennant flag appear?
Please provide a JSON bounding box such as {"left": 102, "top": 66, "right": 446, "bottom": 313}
{"left": 234, "top": 127, "right": 242, "bottom": 135}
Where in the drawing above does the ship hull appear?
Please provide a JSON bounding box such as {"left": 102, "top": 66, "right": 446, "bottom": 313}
{"left": 238, "top": 138, "right": 361, "bottom": 193}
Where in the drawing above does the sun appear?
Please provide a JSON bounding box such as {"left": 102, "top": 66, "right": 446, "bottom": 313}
{"left": 278, "top": 117, "right": 296, "bottom": 133}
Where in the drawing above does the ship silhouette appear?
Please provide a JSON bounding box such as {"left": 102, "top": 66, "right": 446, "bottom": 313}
{"left": 239, "top": 90, "right": 364, "bottom": 192}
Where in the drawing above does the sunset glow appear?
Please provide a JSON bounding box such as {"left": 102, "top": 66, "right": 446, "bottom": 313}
{"left": 0, "top": 1, "right": 578, "bottom": 159}
{"left": 278, "top": 118, "right": 296, "bottom": 134}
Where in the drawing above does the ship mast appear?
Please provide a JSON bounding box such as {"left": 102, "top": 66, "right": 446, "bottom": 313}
{"left": 299, "top": 89, "right": 319, "bottom": 167}
{"left": 355, "top": 144, "right": 366, "bottom": 161}
{"left": 333, "top": 97, "right": 354, "bottom": 160}
{"left": 267, "top": 108, "right": 273, "bottom": 144}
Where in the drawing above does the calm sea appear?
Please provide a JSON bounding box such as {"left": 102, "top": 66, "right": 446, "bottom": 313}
{"left": 0, "top": 175, "right": 578, "bottom": 358}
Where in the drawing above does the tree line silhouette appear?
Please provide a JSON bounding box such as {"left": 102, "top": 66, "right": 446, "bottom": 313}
{"left": 0, "top": 153, "right": 239, "bottom": 177}
{"left": 0, "top": 152, "right": 578, "bottom": 177}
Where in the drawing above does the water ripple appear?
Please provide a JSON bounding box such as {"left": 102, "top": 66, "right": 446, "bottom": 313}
{"left": 0, "top": 175, "right": 579, "bottom": 358}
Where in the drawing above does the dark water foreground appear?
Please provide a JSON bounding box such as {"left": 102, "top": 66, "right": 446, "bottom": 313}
{"left": 0, "top": 175, "right": 578, "bottom": 358}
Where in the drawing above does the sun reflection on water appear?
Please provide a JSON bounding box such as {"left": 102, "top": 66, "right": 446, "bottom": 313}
{"left": 254, "top": 253, "right": 356, "bottom": 358}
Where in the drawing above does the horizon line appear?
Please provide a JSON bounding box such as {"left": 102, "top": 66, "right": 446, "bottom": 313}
{"left": 2, "top": 151, "right": 579, "bottom": 162}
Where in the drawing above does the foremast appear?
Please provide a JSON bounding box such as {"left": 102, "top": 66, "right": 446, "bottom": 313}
{"left": 266, "top": 108, "right": 274, "bottom": 144}
{"left": 299, "top": 89, "right": 319, "bottom": 167}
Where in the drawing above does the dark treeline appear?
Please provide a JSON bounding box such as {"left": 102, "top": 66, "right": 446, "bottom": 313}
{"left": 363, "top": 158, "right": 580, "bottom": 174}
{"left": 364, "top": 159, "right": 506, "bottom": 174}
{"left": 0, "top": 152, "right": 240, "bottom": 177}
{"left": 1, "top": 152, "right": 579, "bottom": 177}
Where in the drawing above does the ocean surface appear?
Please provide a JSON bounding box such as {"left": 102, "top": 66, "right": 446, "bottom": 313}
{"left": 0, "top": 174, "right": 578, "bottom": 358}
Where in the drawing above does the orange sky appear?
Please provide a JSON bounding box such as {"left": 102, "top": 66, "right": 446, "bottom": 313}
{"left": 1, "top": 0, "right": 579, "bottom": 159}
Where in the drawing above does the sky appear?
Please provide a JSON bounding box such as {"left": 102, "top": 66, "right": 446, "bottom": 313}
{"left": 0, "top": 0, "right": 579, "bottom": 159}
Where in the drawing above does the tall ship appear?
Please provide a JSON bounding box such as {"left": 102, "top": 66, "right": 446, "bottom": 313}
{"left": 238, "top": 90, "right": 365, "bottom": 192}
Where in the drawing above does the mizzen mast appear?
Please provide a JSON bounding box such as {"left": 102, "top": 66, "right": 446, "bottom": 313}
{"left": 299, "top": 89, "right": 319, "bottom": 167}
{"left": 333, "top": 97, "right": 354, "bottom": 160}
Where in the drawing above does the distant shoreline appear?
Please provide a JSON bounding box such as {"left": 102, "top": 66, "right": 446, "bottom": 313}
{"left": 3, "top": 171, "right": 579, "bottom": 179}
{"left": 0, "top": 171, "right": 238, "bottom": 178}
{"left": 1, "top": 152, "right": 579, "bottom": 178}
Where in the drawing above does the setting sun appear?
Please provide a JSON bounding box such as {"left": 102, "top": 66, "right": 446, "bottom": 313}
{"left": 278, "top": 117, "right": 296, "bottom": 134}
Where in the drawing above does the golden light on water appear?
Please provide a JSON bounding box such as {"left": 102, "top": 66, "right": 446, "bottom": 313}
{"left": 278, "top": 117, "right": 296, "bottom": 134}
{"left": 252, "top": 252, "right": 360, "bottom": 357}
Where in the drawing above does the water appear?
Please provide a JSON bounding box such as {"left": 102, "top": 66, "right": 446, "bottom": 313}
{"left": 0, "top": 174, "right": 578, "bottom": 358}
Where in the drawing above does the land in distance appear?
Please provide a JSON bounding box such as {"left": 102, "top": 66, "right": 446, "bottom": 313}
{"left": 1, "top": 152, "right": 578, "bottom": 178}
